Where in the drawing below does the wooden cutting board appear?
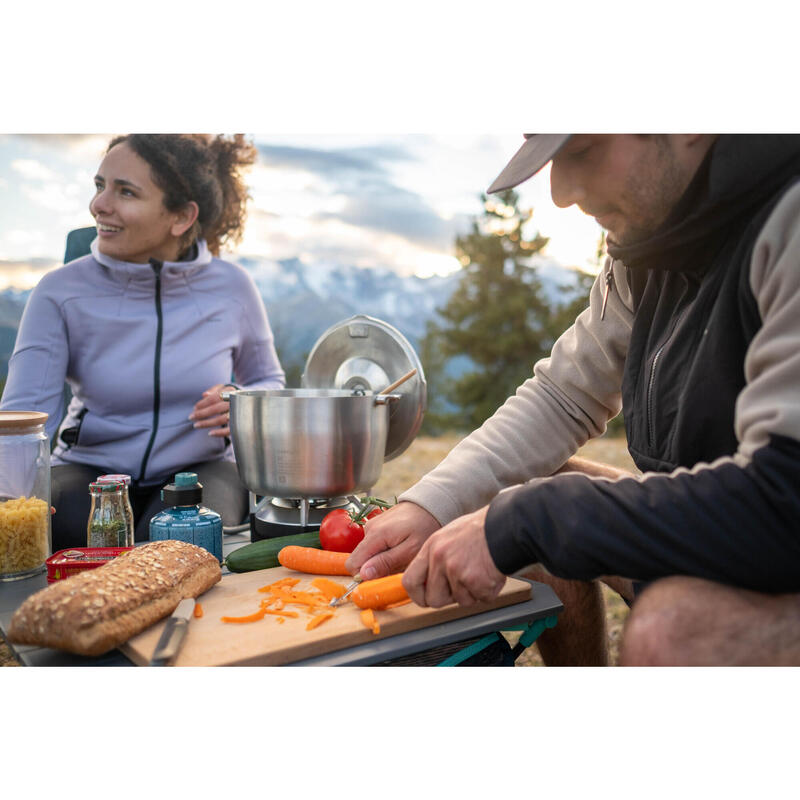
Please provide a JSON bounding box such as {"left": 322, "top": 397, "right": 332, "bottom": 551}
{"left": 120, "top": 566, "right": 532, "bottom": 666}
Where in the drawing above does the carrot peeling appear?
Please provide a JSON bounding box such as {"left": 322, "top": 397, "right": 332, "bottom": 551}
{"left": 193, "top": 602, "right": 204, "bottom": 618}
{"left": 306, "top": 611, "right": 335, "bottom": 630}
{"left": 311, "top": 577, "right": 346, "bottom": 600}
{"left": 220, "top": 608, "right": 269, "bottom": 624}
{"left": 360, "top": 608, "right": 380, "bottom": 635}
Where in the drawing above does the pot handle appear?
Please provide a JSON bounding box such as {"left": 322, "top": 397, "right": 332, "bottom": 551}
{"left": 374, "top": 393, "right": 401, "bottom": 405}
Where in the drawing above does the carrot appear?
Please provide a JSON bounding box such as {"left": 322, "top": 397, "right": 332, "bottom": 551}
{"left": 193, "top": 602, "right": 204, "bottom": 618}
{"left": 278, "top": 545, "right": 350, "bottom": 575}
{"left": 311, "top": 577, "right": 346, "bottom": 600}
{"left": 306, "top": 611, "right": 335, "bottom": 630}
{"left": 360, "top": 608, "right": 380, "bottom": 635}
{"left": 352, "top": 573, "right": 409, "bottom": 610}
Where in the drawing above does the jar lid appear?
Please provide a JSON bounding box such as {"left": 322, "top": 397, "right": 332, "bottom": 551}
{"left": 97, "top": 474, "right": 132, "bottom": 485}
{"left": 89, "top": 481, "right": 124, "bottom": 492}
{"left": 0, "top": 411, "right": 49, "bottom": 431}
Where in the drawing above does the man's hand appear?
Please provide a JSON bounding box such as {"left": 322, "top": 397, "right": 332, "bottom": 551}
{"left": 346, "top": 501, "right": 440, "bottom": 581}
{"left": 189, "top": 384, "right": 235, "bottom": 438}
{"left": 402, "top": 506, "right": 505, "bottom": 608}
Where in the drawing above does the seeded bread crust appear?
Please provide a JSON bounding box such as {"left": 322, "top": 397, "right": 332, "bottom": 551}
{"left": 8, "top": 540, "right": 221, "bottom": 657}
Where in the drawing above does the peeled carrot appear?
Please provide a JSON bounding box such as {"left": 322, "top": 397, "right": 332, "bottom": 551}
{"left": 278, "top": 545, "right": 350, "bottom": 575}
{"left": 352, "top": 573, "right": 409, "bottom": 610}
{"left": 193, "top": 602, "right": 204, "bottom": 618}
{"left": 383, "top": 597, "right": 412, "bottom": 610}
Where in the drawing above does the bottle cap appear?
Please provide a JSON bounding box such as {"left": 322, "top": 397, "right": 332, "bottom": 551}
{"left": 97, "top": 474, "right": 132, "bottom": 486}
{"left": 89, "top": 481, "right": 125, "bottom": 493}
{"left": 160, "top": 472, "right": 203, "bottom": 505}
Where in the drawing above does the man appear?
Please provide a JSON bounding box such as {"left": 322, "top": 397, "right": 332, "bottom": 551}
{"left": 347, "top": 134, "right": 800, "bottom": 666}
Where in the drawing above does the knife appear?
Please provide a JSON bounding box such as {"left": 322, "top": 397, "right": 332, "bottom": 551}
{"left": 329, "top": 574, "right": 362, "bottom": 607}
{"left": 150, "top": 597, "right": 195, "bottom": 666}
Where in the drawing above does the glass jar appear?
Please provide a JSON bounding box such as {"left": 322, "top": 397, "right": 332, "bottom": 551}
{"left": 96, "top": 474, "right": 135, "bottom": 547}
{"left": 0, "top": 411, "right": 51, "bottom": 581}
{"left": 87, "top": 481, "right": 129, "bottom": 548}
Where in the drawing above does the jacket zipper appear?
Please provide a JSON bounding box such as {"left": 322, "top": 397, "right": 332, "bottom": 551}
{"left": 138, "top": 259, "right": 164, "bottom": 481}
{"left": 600, "top": 263, "right": 614, "bottom": 320}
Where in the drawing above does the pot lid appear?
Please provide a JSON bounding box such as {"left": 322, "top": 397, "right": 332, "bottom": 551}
{"left": 302, "top": 315, "right": 427, "bottom": 461}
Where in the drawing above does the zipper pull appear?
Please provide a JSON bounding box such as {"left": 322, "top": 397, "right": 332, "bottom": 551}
{"left": 600, "top": 265, "right": 614, "bottom": 320}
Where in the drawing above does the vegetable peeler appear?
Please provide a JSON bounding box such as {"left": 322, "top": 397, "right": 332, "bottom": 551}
{"left": 329, "top": 574, "right": 361, "bottom": 607}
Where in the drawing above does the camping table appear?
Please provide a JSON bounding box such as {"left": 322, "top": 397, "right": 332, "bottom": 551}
{"left": 0, "top": 531, "right": 563, "bottom": 666}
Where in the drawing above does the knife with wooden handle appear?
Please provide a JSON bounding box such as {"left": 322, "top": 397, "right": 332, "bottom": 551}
{"left": 150, "top": 597, "right": 195, "bottom": 666}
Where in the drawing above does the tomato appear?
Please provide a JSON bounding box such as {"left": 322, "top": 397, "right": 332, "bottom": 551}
{"left": 365, "top": 507, "right": 383, "bottom": 520}
{"left": 319, "top": 509, "right": 365, "bottom": 553}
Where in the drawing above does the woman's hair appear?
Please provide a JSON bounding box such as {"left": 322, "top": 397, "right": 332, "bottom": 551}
{"left": 106, "top": 134, "right": 258, "bottom": 256}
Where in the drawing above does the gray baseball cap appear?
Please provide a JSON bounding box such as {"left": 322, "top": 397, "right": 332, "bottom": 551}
{"left": 487, "top": 134, "right": 572, "bottom": 193}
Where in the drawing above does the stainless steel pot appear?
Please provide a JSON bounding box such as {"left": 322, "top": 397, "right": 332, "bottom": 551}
{"left": 227, "top": 389, "right": 400, "bottom": 499}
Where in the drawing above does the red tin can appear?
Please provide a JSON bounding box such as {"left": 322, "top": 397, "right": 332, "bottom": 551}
{"left": 45, "top": 547, "right": 133, "bottom": 583}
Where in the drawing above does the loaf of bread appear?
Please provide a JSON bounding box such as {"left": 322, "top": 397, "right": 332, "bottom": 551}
{"left": 8, "top": 540, "right": 221, "bottom": 656}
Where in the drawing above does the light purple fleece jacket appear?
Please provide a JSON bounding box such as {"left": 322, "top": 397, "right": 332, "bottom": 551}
{"left": 1, "top": 238, "right": 285, "bottom": 484}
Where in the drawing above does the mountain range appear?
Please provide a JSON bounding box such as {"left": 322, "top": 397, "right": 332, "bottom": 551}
{"left": 0, "top": 255, "right": 589, "bottom": 382}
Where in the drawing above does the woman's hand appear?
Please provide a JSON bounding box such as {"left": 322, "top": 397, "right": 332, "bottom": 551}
{"left": 189, "top": 384, "right": 236, "bottom": 437}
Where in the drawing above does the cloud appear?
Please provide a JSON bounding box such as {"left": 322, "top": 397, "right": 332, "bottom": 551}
{"left": 255, "top": 141, "right": 463, "bottom": 250}
{"left": 11, "top": 159, "right": 57, "bottom": 181}
{"left": 256, "top": 142, "right": 412, "bottom": 178}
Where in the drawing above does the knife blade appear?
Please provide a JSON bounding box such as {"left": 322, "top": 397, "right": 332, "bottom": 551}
{"left": 329, "top": 574, "right": 361, "bottom": 607}
{"left": 150, "top": 597, "right": 195, "bottom": 666}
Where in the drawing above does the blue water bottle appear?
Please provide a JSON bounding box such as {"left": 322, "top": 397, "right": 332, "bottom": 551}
{"left": 148, "top": 472, "right": 222, "bottom": 561}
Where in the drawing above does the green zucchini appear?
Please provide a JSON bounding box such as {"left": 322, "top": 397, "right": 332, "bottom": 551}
{"left": 224, "top": 530, "right": 322, "bottom": 573}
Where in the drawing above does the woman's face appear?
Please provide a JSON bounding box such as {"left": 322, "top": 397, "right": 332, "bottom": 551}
{"left": 90, "top": 143, "right": 192, "bottom": 264}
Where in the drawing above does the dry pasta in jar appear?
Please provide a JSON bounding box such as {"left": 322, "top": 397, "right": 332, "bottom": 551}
{"left": 0, "top": 496, "right": 50, "bottom": 577}
{"left": 0, "top": 411, "right": 51, "bottom": 580}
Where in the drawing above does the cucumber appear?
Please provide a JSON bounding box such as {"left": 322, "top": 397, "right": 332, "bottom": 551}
{"left": 225, "top": 530, "right": 322, "bottom": 573}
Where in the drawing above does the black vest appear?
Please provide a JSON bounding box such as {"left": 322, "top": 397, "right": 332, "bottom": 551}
{"left": 616, "top": 142, "right": 800, "bottom": 473}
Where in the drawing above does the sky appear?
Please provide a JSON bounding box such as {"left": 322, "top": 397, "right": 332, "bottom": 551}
{"left": 0, "top": 133, "right": 605, "bottom": 290}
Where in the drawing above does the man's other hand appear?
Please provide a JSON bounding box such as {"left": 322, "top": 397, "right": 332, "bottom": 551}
{"left": 402, "top": 506, "right": 505, "bottom": 608}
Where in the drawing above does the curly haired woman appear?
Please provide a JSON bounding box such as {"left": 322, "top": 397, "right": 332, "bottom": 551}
{"left": 1, "top": 134, "right": 285, "bottom": 549}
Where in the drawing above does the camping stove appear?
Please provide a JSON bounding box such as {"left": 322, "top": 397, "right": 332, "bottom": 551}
{"left": 249, "top": 494, "right": 361, "bottom": 541}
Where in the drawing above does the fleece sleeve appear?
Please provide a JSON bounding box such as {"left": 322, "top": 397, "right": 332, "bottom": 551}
{"left": 399, "top": 258, "right": 633, "bottom": 526}
{"left": 485, "top": 182, "right": 800, "bottom": 593}
{"left": 230, "top": 270, "right": 285, "bottom": 390}
{"left": 0, "top": 276, "right": 69, "bottom": 442}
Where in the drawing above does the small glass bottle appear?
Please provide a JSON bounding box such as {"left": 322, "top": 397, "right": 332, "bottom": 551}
{"left": 87, "top": 481, "right": 129, "bottom": 548}
{"left": 149, "top": 472, "right": 222, "bottom": 561}
{"left": 0, "top": 411, "right": 51, "bottom": 581}
{"left": 96, "top": 474, "right": 135, "bottom": 547}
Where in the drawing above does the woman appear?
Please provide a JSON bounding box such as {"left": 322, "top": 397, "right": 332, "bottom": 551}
{"left": 1, "top": 134, "right": 285, "bottom": 549}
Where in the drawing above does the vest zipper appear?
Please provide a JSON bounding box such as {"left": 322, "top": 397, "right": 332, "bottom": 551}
{"left": 139, "top": 259, "right": 164, "bottom": 481}
{"left": 646, "top": 304, "right": 690, "bottom": 450}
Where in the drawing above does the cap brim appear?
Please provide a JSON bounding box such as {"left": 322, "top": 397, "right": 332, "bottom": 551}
{"left": 487, "top": 134, "right": 572, "bottom": 194}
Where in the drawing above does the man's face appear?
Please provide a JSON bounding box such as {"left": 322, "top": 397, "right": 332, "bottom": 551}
{"left": 549, "top": 134, "right": 698, "bottom": 246}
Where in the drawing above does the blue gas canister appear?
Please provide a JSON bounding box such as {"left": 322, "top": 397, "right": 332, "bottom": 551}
{"left": 148, "top": 472, "right": 222, "bottom": 561}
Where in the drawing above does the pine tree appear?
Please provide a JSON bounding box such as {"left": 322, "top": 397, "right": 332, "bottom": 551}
{"left": 421, "top": 190, "right": 590, "bottom": 431}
